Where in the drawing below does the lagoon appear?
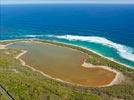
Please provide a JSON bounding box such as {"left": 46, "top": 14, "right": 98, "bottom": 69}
{"left": 8, "top": 41, "right": 116, "bottom": 87}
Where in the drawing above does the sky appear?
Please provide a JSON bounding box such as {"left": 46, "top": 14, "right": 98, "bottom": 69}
{"left": 1, "top": 0, "right": 134, "bottom": 4}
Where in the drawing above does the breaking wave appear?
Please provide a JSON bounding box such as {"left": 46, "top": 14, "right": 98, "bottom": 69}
{"left": 23, "top": 35, "right": 45, "bottom": 38}
{"left": 47, "top": 35, "right": 134, "bottom": 62}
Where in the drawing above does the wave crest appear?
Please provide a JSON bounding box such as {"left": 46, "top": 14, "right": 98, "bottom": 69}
{"left": 47, "top": 35, "right": 134, "bottom": 62}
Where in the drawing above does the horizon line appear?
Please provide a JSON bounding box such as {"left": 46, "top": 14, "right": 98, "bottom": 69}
{"left": 1, "top": 1, "right": 134, "bottom": 5}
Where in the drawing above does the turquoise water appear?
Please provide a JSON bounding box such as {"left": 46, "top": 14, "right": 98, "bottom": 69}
{"left": 0, "top": 4, "right": 134, "bottom": 67}
{"left": 46, "top": 37, "right": 134, "bottom": 67}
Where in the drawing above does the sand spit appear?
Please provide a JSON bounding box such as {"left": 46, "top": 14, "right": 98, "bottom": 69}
{"left": 0, "top": 43, "right": 14, "bottom": 49}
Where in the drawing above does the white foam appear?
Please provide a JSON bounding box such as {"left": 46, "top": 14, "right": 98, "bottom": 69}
{"left": 47, "top": 35, "right": 134, "bottom": 62}
{"left": 24, "top": 35, "right": 45, "bottom": 38}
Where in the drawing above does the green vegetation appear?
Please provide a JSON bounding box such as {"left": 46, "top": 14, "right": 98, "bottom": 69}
{"left": 0, "top": 48, "right": 100, "bottom": 100}
{"left": 0, "top": 93, "right": 7, "bottom": 100}
{"left": 0, "top": 40, "right": 134, "bottom": 100}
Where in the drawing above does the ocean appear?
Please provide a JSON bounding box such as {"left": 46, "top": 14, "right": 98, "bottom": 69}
{"left": 0, "top": 4, "right": 134, "bottom": 67}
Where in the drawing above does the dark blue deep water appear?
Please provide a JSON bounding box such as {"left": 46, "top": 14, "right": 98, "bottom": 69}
{"left": 0, "top": 4, "right": 134, "bottom": 67}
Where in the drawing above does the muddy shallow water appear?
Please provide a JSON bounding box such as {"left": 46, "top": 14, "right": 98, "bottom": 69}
{"left": 8, "top": 41, "right": 116, "bottom": 87}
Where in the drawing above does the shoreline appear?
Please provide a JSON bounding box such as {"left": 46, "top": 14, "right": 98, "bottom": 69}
{"left": 0, "top": 38, "right": 133, "bottom": 68}
{"left": 0, "top": 43, "right": 14, "bottom": 49}
{"left": 47, "top": 40, "right": 133, "bottom": 69}
{"left": 82, "top": 62, "right": 125, "bottom": 86}
{"left": 0, "top": 39, "right": 126, "bottom": 87}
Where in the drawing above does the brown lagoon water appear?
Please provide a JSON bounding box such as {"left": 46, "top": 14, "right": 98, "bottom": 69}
{"left": 8, "top": 41, "right": 116, "bottom": 87}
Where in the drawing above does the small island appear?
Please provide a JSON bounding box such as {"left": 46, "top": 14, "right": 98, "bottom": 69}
{"left": 0, "top": 39, "right": 134, "bottom": 100}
